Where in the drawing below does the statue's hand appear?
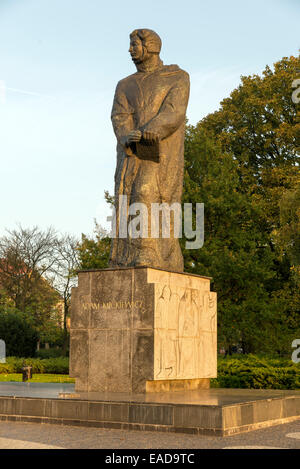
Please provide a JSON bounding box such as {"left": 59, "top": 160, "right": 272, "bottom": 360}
{"left": 127, "top": 130, "right": 142, "bottom": 145}
{"left": 143, "top": 131, "right": 160, "bottom": 145}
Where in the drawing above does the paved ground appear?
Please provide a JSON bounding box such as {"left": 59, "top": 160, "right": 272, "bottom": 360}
{"left": 0, "top": 419, "right": 300, "bottom": 449}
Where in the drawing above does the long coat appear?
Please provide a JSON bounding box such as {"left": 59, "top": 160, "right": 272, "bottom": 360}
{"left": 110, "top": 63, "right": 190, "bottom": 272}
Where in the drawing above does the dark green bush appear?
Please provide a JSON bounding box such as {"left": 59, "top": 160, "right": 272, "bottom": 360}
{"left": 1, "top": 354, "right": 298, "bottom": 388}
{"left": 211, "top": 354, "right": 300, "bottom": 390}
{"left": 35, "top": 348, "right": 67, "bottom": 359}
{"left": 0, "top": 311, "right": 38, "bottom": 357}
{"left": 40, "top": 357, "right": 69, "bottom": 374}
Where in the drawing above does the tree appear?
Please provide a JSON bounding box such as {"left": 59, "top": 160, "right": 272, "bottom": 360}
{"left": 0, "top": 225, "right": 59, "bottom": 312}
{"left": 0, "top": 307, "right": 39, "bottom": 357}
{"left": 77, "top": 221, "right": 111, "bottom": 270}
{"left": 183, "top": 55, "right": 300, "bottom": 354}
{"left": 274, "top": 179, "right": 300, "bottom": 271}
{"left": 51, "top": 234, "right": 79, "bottom": 354}
{"left": 0, "top": 225, "right": 63, "bottom": 343}
{"left": 200, "top": 56, "right": 299, "bottom": 171}
{"left": 183, "top": 129, "right": 277, "bottom": 353}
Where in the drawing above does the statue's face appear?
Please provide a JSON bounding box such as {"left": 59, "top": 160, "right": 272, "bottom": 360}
{"left": 129, "top": 36, "right": 145, "bottom": 64}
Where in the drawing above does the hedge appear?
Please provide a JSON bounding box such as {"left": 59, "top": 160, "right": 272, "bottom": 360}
{"left": 0, "top": 357, "right": 69, "bottom": 375}
{"left": 0, "top": 311, "right": 38, "bottom": 357}
{"left": 211, "top": 354, "right": 300, "bottom": 390}
{"left": 35, "top": 348, "right": 68, "bottom": 359}
{"left": 1, "top": 355, "right": 299, "bottom": 389}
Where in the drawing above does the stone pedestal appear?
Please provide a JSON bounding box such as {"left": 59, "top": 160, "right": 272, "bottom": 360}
{"left": 69, "top": 267, "right": 217, "bottom": 393}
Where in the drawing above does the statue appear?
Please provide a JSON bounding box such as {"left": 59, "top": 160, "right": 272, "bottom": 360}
{"left": 109, "top": 29, "right": 190, "bottom": 272}
{"left": 70, "top": 44, "right": 217, "bottom": 394}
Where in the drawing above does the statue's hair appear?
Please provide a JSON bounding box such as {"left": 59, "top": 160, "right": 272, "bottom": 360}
{"left": 130, "top": 29, "right": 162, "bottom": 54}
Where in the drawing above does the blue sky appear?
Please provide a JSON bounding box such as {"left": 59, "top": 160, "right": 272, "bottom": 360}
{"left": 0, "top": 0, "right": 299, "bottom": 239}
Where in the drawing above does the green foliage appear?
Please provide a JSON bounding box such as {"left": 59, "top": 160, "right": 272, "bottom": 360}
{"left": 200, "top": 56, "right": 299, "bottom": 171}
{"left": 77, "top": 222, "right": 111, "bottom": 270}
{"left": 274, "top": 180, "right": 300, "bottom": 286}
{"left": 0, "top": 374, "right": 74, "bottom": 383}
{"left": 182, "top": 128, "right": 283, "bottom": 353}
{"left": 0, "top": 226, "right": 61, "bottom": 317}
{"left": 35, "top": 347, "right": 67, "bottom": 359}
{"left": 0, "top": 356, "right": 69, "bottom": 374}
{"left": 211, "top": 354, "right": 300, "bottom": 389}
{"left": 0, "top": 309, "right": 39, "bottom": 357}
{"left": 38, "top": 323, "right": 66, "bottom": 348}
{"left": 0, "top": 227, "right": 76, "bottom": 355}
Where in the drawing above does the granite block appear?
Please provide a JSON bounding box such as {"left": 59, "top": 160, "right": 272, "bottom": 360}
{"left": 70, "top": 267, "right": 217, "bottom": 393}
{"left": 173, "top": 404, "right": 222, "bottom": 429}
{"left": 128, "top": 404, "right": 173, "bottom": 425}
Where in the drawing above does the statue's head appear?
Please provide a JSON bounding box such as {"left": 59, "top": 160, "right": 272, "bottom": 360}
{"left": 129, "top": 29, "right": 162, "bottom": 65}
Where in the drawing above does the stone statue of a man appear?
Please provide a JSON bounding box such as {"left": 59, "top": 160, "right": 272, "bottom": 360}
{"left": 110, "top": 29, "right": 190, "bottom": 272}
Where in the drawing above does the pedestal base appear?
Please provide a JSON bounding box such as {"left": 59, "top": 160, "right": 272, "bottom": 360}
{"left": 69, "top": 267, "right": 217, "bottom": 393}
{"left": 1, "top": 385, "right": 299, "bottom": 437}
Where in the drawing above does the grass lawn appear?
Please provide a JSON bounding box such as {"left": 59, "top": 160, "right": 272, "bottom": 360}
{"left": 0, "top": 374, "right": 75, "bottom": 383}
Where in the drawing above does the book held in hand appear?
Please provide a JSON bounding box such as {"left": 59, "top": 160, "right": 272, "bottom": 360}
{"left": 135, "top": 140, "right": 160, "bottom": 162}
